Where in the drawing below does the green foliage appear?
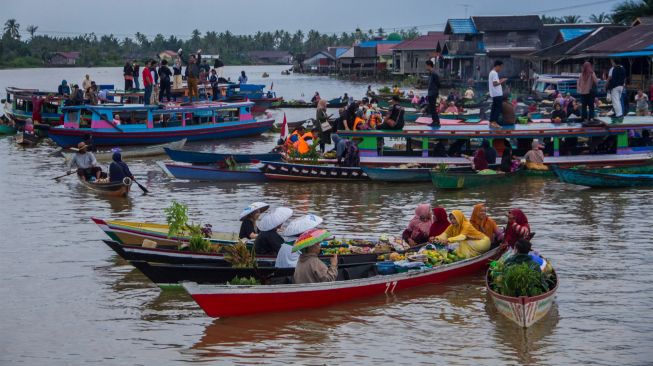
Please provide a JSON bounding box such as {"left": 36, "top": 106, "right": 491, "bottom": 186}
{"left": 612, "top": 0, "right": 653, "bottom": 25}
{"left": 436, "top": 163, "right": 450, "bottom": 174}
{"left": 540, "top": 15, "right": 583, "bottom": 24}
{"left": 492, "top": 262, "right": 550, "bottom": 297}
{"left": 378, "top": 86, "right": 392, "bottom": 94}
{"left": 223, "top": 240, "right": 257, "bottom": 268}
{"left": 164, "top": 200, "right": 188, "bottom": 238}
{"left": 187, "top": 223, "right": 212, "bottom": 253}
{"left": 228, "top": 276, "right": 260, "bottom": 285}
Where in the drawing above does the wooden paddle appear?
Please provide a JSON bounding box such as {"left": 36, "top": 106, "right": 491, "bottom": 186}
{"left": 53, "top": 170, "right": 75, "bottom": 180}
{"left": 132, "top": 178, "right": 149, "bottom": 194}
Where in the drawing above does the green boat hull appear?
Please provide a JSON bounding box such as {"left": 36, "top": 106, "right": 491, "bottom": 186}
{"left": 0, "top": 125, "right": 16, "bottom": 135}
{"left": 524, "top": 161, "right": 653, "bottom": 178}
{"left": 430, "top": 170, "right": 522, "bottom": 189}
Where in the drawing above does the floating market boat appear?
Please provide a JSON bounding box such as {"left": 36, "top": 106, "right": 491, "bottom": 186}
{"left": 361, "top": 164, "right": 500, "bottom": 183}
{"left": 158, "top": 161, "right": 266, "bottom": 182}
{"left": 271, "top": 97, "right": 346, "bottom": 109}
{"left": 486, "top": 269, "right": 558, "bottom": 328}
{"left": 163, "top": 148, "right": 282, "bottom": 164}
{"left": 3, "top": 87, "right": 65, "bottom": 127}
{"left": 92, "top": 217, "right": 240, "bottom": 248}
{"left": 260, "top": 161, "right": 370, "bottom": 181}
{"left": 0, "top": 123, "right": 16, "bottom": 135}
{"left": 430, "top": 168, "right": 523, "bottom": 190}
{"left": 78, "top": 176, "right": 132, "bottom": 197}
{"left": 15, "top": 132, "right": 40, "bottom": 146}
{"left": 63, "top": 139, "right": 186, "bottom": 162}
{"left": 337, "top": 117, "right": 653, "bottom": 168}
{"left": 182, "top": 246, "right": 504, "bottom": 317}
{"left": 552, "top": 166, "right": 653, "bottom": 188}
{"left": 48, "top": 102, "right": 274, "bottom": 147}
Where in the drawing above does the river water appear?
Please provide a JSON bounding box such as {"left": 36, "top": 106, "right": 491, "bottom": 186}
{"left": 0, "top": 66, "right": 652, "bottom": 365}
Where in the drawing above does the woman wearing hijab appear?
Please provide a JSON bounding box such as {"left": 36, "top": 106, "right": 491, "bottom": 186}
{"left": 238, "top": 202, "right": 269, "bottom": 240}
{"left": 469, "top": 147, "right": 489, "bottom": 171}
{"left": 402, "top": 204, "right": 433, "bottom": 246}
{"left": 429, "top": 207, "right": 450, "bottom": 239}
{"left": 503, "top": 209, "right": 531, "bottom": 247}
{"left": 481, "top": 140, "right": 497, "bottom": 165}
{"left": 109, "top": 151, "right": 134, "bottom": 183}
{"left": 58, "top": 80, "right": 70, "bottom": 96}
{"left": 434, "top": 210, "right": 490, "bottom": 259}
{"left": 523, "top": 140, "right": 547, "bottom": 171}
{"left": 577, "top": 61, "right": 599, "bottom": 122}
{"left": 469, "top": 203, "right": 501, "bottom": 243}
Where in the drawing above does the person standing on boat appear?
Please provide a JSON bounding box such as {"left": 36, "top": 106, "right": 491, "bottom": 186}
{"left": 173, "top": 58, "right": 183, "bottom": 90}
{"left": 209, "top": 69, "right": 219, "bottom": 101}
{"left": 254, "top": 207, "right": 293, "bottom": 255}
{"left": 68, "top": 84, "right": 84, "bottom": 106}
{"left": 82, "top": 75, "right": 92, "bottom": 98}
{"left": 277, "top": 214, "right": 323, "bottom": 268}
{"left": 158, "top": 59, "right": 173, "bottom": 103}
{"left": 239, "top": 202, "right": 269, "bottom": 240}
{"left": 315, "top": 99, "right": 330, "bottom": 153}
{"left": 489, "top": 60, "right": 508, "bottom": 129}
{"left": 123, "top": 61, "right": 134, "bottom": 91}
{"left": 109, "top": 150, "right": 134, "bottom": 183}
{"left": 238, "top": 71, "right": 248, "bottom": 84}
{"left": 69, "top": 142, "right": 102, "bottom": 181}
{"left": 179, "top": 49, "right": 202, "bottom": 102}
{"left": 425, "top": 60, "right": 441, "bottom": 127}
{"left": 214, "top": 55, "right": 225, "bottom": 78}
{"left": 132, "top": 61, "right": 140, "bottom": 90}
{"left": 292, "top": 229, "right": 338, "bottom": 284}
{"left": 142, "top": 60, "right": 155, "bottom": 105}
{"left": 607, "top": 59, "right": 626, "bottom": 122}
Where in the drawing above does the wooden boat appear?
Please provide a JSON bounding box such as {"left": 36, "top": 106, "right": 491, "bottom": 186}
{"left": 158, "top": 161, "right": 266, "bottom": 181}
{"left": 92, "top": 217, "right": 241, "bottom": 248}
{"left": 182, "top": 246, "right": 504, "bottom": 317}
{"left": 78, "top": 176, "right": 132, "bottom": 197}
{"left": 15, "top": 132, "right": 39, "bottom": 146}
{"left": 164, "top": 147, "right": 282, "bottom": 164}
{"left": 261, "top": 161, "right": 370, "bottom": 181}
{"left": 430, "top": 168, "right": 522, "bottom": 189}
{"left": 552, "top": 166, "right": 653, "bottom": 188}
{"left": 48, "top": 102, "right": 274, "bottom": 147}
{"left": 0, "top": 124, "right": 16, "bottom": 135}
{"left": 486, "top": 269, "right": 558, "bottom": 328}
{"left": 63, "top": 139, "right": 186, "bottom": 162}
{"left": 4, "top": 87, "right": 65, "bottom": 126}
{"left": 361, "top": 166, "right": 432, "bottom": 182}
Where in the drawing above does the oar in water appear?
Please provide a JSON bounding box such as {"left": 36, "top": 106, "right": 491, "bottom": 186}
{"left": 53, "top": 170, "right": 75, "bottom": 180}
{"left": 132, "top": 178, "right": 149, "bottom": 194}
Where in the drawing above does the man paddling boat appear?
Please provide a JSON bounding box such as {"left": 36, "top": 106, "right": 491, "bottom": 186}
{"left": 68, "top": 142, "right": 102, "bottom": 181}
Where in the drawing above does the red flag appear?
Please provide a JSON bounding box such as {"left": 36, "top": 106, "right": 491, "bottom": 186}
{"left": 280, "top": 113, "right": 289, "bottom": 141}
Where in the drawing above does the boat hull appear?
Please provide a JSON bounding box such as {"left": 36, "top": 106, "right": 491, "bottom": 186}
{"left": 64, "top": 139, "right": 186, "bottom": 162}
{"left": 0, "top": 125, "right": 17, "bottom": 135}
{"left": 79, "top": 177, "right": 132, "bottom": 197}
{"left": 361, "top": 166, "right": 432, "bottom": 182}
{"left": 48, "top": 119, "right": 274, "bottom": 147}
{"left": 164, "top": 148, "right": 283, "bottom": 164}
{"left": 430, "top": 169, "right": 522, "bottom": 189}
{"left": 487, "top": 270, "right": 558, "bottom": 328}
{"left": 261, "top": 161, "right": 370, "bottom": 182}
{"left": 160, "top": 162, "right": 266, "bottom": 181}
{"left": 183, "top": 246, "right": 503, "bottom": 317}
{"left": 552, "top": 166, "right": 653, "bottom": 187}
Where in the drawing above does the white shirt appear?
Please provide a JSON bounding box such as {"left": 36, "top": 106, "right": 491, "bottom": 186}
{"left": 488, "top": 70, "right": 503, "bottom": 98}
{"left": 275, "top": 243, "right": 300, "bottom": 268}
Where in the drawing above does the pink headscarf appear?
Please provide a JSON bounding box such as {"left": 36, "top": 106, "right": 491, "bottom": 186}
{"left": 407, "top": 204, "right": 433, "bottom": 237}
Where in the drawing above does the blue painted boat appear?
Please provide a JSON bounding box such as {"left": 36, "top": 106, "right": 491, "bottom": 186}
{"left": 158, "top": 162, "right": 266, "bottom": 182}
{"left": 361, "top": 167, "right": 431, "bottom": 182}
{"left": 164, "top": 148, "right": 283, "bottom": 164}
{"left": 552, "top": 166, "right": 653, "bottom": 188}
{"left": 261, "top": 161, "right": 369, "bottom": 181}
{"left": 48, "top": 102, "right": 274, "bottom": 147}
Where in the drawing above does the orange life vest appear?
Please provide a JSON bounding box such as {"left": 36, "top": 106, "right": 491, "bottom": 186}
{"left": 353, "top": 117, "right": 366, "bottom": 131}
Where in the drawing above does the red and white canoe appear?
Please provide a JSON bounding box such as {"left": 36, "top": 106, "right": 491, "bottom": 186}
{"left": 182, "top": 246, "right": 504, "bottom": 318}
{"left": 486, "top": 269, "right": 558, "bottom": 328}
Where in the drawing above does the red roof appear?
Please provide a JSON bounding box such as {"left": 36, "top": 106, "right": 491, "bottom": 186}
{"left": 391, "top": 32, "right": 448, "bottom": 51}
{"left": 376, "top": 43, "right": 396, "bottom": 56}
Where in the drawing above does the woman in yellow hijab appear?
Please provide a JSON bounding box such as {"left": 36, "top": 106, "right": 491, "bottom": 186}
{"left": 435, "top": 210, "right": 491, "bottom": 258}
{"left": 469, "top": 203, "right": 500, "bottom": 243}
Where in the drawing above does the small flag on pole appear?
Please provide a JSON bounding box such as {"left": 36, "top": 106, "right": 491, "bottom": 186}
{"left": 280, "top": 113, "right": 289, "bottom": 141}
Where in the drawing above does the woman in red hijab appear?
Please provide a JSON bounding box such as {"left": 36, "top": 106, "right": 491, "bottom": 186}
{"left": 402, "top": 204, "right": 433, "bottom": 246}
{"left": 429, "top": 207, "right": 450, "bottom": 239}
{"left": 503, "top": 209, "right": 530, "bottom": 247}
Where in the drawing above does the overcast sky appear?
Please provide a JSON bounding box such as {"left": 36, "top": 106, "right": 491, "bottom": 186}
{"left": 3, "top": 0, "right": 620, "bottom": 39}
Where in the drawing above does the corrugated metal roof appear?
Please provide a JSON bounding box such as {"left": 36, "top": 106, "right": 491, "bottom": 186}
{"left": 584, "top": 24, "right": 653, "bottom": 53}
{"left": 335, "top": 48, "right": 348, "bottom": 57}
{"left": 446, "top": 19, "right": 478, "bottom": 34}
{"left": 472, "top": 15, "right": 542, "bottom": 32}
{"left": 559, "top": 28, "right": 593, "bottom": 41}
{"left": 391, "top": 32, "right": 448, "bottom": 51}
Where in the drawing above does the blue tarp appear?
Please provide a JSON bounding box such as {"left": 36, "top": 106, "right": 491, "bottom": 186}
{"left": 608, "top": 50, "right": 653, "bottom": 57}
{"left": 358, "top": 40, "right": 402, "bottom": 48}
{"left": 559, "top": 28, "right": 592, "bottom": 42}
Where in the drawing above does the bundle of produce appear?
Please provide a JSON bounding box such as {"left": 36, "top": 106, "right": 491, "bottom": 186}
{"left": 488, "top": 260, "right": 555, "bottom": 297}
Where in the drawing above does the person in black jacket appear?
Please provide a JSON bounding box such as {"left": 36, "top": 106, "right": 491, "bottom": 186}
{"left": 123, "top": 61, "right": 134, "bottom": 91}
{"left": 425, "top": 60, "right": 441, "bottom": 127}
{"left": 607, "top": 59, "right": 627, "bottom": 121}
{"left": 132, "top": 61, "right": 140, "bottom": 90}
{"left": 158, "top": 59, "right": 173, "bottom": 102}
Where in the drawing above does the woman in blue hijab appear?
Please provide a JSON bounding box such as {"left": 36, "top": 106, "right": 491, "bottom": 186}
{"left": 109, "top": 150, "right": 134, "bottom": 182}
{"left": 58, "top": 80, "right": 70, "bottom": 95}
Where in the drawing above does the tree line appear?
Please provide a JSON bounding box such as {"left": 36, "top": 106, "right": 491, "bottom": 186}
{"left": 0, "top": 20, "right": 418, "bottom": 68}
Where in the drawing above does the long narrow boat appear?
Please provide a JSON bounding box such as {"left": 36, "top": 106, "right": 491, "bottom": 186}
{"left": 4, "top": 87, "right": 65, "bottom": 126}
{"left": 164, "top": 148, "right": 283, "bottom": 164}
{"left": 102, "top": 239, "right": 378, "bottom": 267}
{"left": 361, "top": 164, "right": 501, "bottom": 183}
{"left": 486, "top": 269, "right": 558, "bottom": 328}
{"left": 63, "top": 139, "right": 186, "bottom": 162}
{"left": 158, "top": 161, "right": 266, "bottom": 182}
{"left": 48, "top": 102, "right": 274, "bottom": 147}
{"left": 552, "top": 166, "right": 653, "bottom": 188}
{"left": 261, "top": 161, "right": 370, "bottom": 182}
{"left": 430, "top": 168, "right": 523, "bottom": 189}
{"left": 182, "top": 246, "right": 504, "bottom": 317}
{"left": 78, "top": 177, "right": 132, "bottom": 197}
{"left": 0, "top": 124, "right": 16, "bottom": 135}
{"left": 92, "top": 217, "right": 240, "bottom": 247}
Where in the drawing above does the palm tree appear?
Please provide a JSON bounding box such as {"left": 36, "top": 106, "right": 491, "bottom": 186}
{"left": 560, "top": 15, "right": 583, "bottom": 23}
{"left": 612, "top": 0, "right": 653, "bottom": 25}
{"left": 26, "top": 25, "right": 38, "bottom": 39}
{"left": 589, "top": 12, "right": 613, "bottom": 23}
{"left": 3, "top": 19, "right": 20, "bottom": 40}
{"left": 540, "top": 15, "right": 560, "bottom": 24}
